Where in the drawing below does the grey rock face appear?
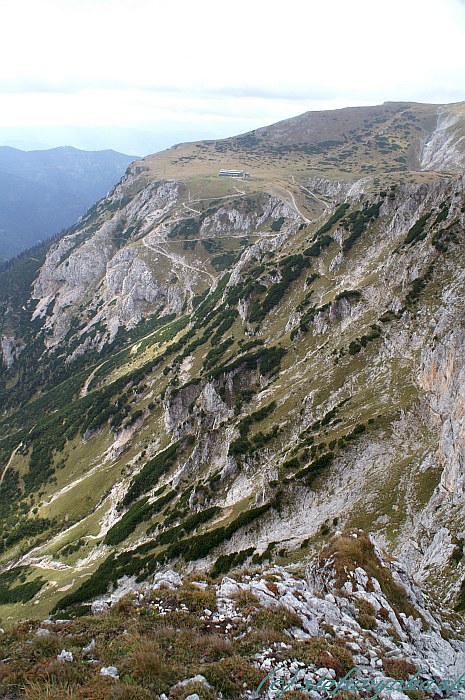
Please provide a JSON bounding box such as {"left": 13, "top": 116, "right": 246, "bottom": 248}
{"left": 0, "top": 335, "right": 24, "bottom": 369}
{"left": 91, "top": 600, "right": 109, "bottom": 615}
{"left": 30, "top": 177, "right": 183, "bottom": 349}
{"left": 420, "top": 109, "right": 465, "bottom": 172}
{"left": 152, "top": 569, "right": 183, "bottom": 589}
{"left": 419, "top": 328, "right": 465, "bottom": 500}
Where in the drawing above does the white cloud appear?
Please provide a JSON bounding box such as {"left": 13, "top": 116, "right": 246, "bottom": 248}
{"left": 0, "top": 0, "right": 464, "bottom": 141}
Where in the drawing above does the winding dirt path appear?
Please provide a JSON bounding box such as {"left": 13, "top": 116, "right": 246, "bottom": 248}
{"left": 143, "top": 237, "right": 216, "bottom": 284}
{"left": 297, "top": 181, "right": 331, "bottom": 212}
{"left": 0, "top": 442, "right": 23, "bottom": 486}
{"left": 80, "top": 363, "right": 104, "bottom": 398}
{"left": 271, "top": 184, "right": 311, "bottom": 223}
{"left": 182, "top": 202, "right": 202, "bottom": 215}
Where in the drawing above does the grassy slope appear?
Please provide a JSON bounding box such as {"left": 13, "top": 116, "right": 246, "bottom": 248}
{"left": 1, "top": 103, "right": 465, "bottom": 624}
{"left": 1, "top": 182, "right": 462, "bottom": 624}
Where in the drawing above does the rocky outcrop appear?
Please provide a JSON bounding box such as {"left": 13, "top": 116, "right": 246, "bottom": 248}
{"left": 303, "top": 176, "right": 372, "bottom": 201}
{"left": 30, "top": 177, "right": 183, "bottom": 347}
{"left": 87, "top": 533, "right": 465, "bottom": 698}
{"left": 419, "top": 328, "right": 465, "bottom": 501}
{"left": 103, "top": 247, "right": 184, "bottom": 328}
{"left": 0, "top": 335, "right": 25, "bottom": 369}
{"left": 420, "top": 108, "right": 465, "bottom": 173}
{"left": 27, "top": 175, "right": 304, "bottom": 357}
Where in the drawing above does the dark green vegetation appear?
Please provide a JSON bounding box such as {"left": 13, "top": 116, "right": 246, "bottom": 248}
{"left": 301, "top": 202, "right": 351, "bottom": 258}
{"left": 0, "top": 568, "right": 45, "bottom": 604}
{"left": 105, "top": 498, "right": 157, "bottom": 546}
{"left": 405, "top": 267, "right": 433, "bottom": 309}
{"left": 294, "top": 451, "right": 334, "bottom": 486}
{"left": 341, "top": 201, "right": 382, "bottom": 252}
{"left": 55, "top": 503, "right": 275, "bottom": 612}
{"left": 314, "top": 202, "right": 350, "bottom": 235}
{"left": 404, "top": 211, "right": 432, "bottom": 245}
{"left": 229, "top": 401, "right": 277, "bottom": 456}
{"left": 122, "top": 442, "right": 181, "bottom": 507}
{"left": 303, "top": 234, "right": 333, "bottom": 257}
{"left": 210, "top": 346, "right": 286, "bottom": 379}
{"left": 248, "top": 254, "right": 312, "bottom": 323}
{"left": 0, "top": 517, "right": 53, "bottom": 554}
{"left": 210, "top": 547, "right": 255, "bottom": 578}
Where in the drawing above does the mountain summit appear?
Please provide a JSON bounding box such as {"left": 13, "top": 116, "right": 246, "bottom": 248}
{"left": 139, "top": 100, "right": 465, "bottom": 183}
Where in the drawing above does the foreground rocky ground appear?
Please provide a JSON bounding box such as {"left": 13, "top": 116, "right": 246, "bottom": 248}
{"left": 1, "top": 531, "right": 464, "bottom": 700}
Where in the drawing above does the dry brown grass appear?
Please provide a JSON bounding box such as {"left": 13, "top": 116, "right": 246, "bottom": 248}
{"left": 252, "top": 604, "right": 302, "bottom": 632}
{"left": 291, "top": 636, "right": 354, "bottom": 678}
{"left": 231, "top": 589, "right": 260, "bottom": 610}
{"left": 170, "top": 680, "right": 217, "bottom": 700}
{"left": 23, "top": 681, "right": 81, "bottom": 700}
{"left": 232, "top": 627, "right": 284, "bottom": 655}
{"left": 105, "top": 685, "right": 154, "bottom": 700}
{"left": 110, "top": 592, "right": 138, "bottom": 615}
{"left": 319, "top": 530, "right": 423, "bottom": 621}
{"left": 151, "top": 581, "right": 217, "bottom": 613}
{"left": 382, "top": 658, "right": 418, "bottom": 680}
{"left": 30, "top": 633, "right": 64, "bottom": 658}
{"left": 202, "top": 655, "right": 265, "bottom": 699}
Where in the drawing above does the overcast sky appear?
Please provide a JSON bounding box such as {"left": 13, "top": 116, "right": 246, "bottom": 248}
{"left": 1, "top": 0, "right": 465, "bottom": 153}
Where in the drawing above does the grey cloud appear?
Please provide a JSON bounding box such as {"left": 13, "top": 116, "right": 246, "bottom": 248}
{"left": 0, "top": 76, "right": 336, "bottom": 102}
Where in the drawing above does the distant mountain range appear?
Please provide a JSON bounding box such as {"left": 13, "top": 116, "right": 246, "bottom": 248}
{"left": 0, "top": 125, "right": 224, "bottom": 157}
{"left": 0, "top": 146, "right": 136, "bottom": 259}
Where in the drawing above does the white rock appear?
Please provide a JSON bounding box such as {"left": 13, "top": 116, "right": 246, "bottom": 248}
{"left": 289, "top": 627, "right": 312, "bottom": 640}
{"left": 91, "top": 600, "right": 109, "bottom": 615}
{"left": 308, "top": 692, "right": 322, "bottom": 700}
{"left": 152, "top": 569, "right": 182, "bottom": 590}
{"left": 354, "top": 655, "right": 370, "bottom": 665}
{"left": 36, "top": 628, "right": 51, "bottom": 637}
{"left": 100, "top": 666, "right": 119, "bottom": 679}
{"left": 172, "top": 674, "right": 213, "bottom": 689}
{"left": 57, "top": 650, "right": 73, "bottom": 662}
{"left": 82, "top": 639, "right": 96, "bottom": 655}
{"left": 316, "top": 667, "right": 330, "bottom": 678}
{"left": 218, "top": 577, "right": 240, "bottom": 598}
{"left": 354, "top": 567, "right": 369, "bottom": 589}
